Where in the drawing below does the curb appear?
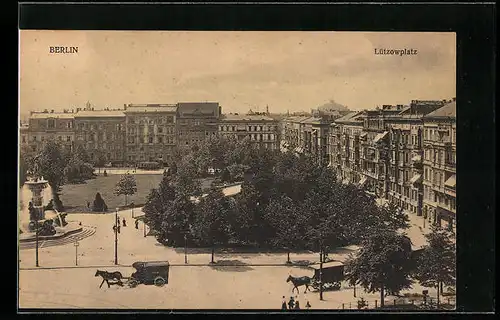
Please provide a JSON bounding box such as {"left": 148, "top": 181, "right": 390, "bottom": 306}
{"left": 19, "top": 263, "right": 312, "bottom": 271}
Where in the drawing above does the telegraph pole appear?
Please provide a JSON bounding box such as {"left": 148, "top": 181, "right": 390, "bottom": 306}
{"left": 114, "top": 208, "right": 118, "bottom": 265}
{"left": 319, "top": 245, "right": 324, "bottom": 300}
{"left": 35, "top": 220, "right": 39, "bottom": 267}
{"left": 184, "top": 233, "right": 188, "bottom": 264}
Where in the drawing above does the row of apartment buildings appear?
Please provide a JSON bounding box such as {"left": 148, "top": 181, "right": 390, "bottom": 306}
{"left": 20, "top": 102, "right": 280, "bottom": 166}
{"left": 280, "top": 99, "right": 456, "bottom": 230}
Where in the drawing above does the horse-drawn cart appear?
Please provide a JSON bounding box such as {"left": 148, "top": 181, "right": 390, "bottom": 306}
{"left": 310, "top": 261, "right": 344, "bottom": 291}
{"left": 127, "top": 261, "right": 170, "bottom": 288}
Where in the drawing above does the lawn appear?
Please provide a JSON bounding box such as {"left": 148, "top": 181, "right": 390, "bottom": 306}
{"left": 59, "top": 174, "right": 164, "bottom": 213}
{"left": 59, "top": 175, "right": 215, "bottom": 213}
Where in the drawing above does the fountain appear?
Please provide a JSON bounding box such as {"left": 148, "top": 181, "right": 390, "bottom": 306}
{"left": 19, "top": 176, "right": 83, "bottom": 244}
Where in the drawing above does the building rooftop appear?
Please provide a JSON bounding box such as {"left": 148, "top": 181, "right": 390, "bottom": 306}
{"left": 176, "top": 102, "right": 220, "bottom": 117}
{"left": 75, "top": 110, "right": 126, "bottom": 118}
{"left": 30, "top": 112, "right": 75, "bottom": 119}
{"left": 220, "top": 114, "right": 276, "bottom": 122}
{"left": 125, "top": 104, "right": 177, "bottom": 113}
{"left": 334, "top": 111, "right": 364, "bottom": 124}
{"left": 424, "top": 101, "right": 456, "bottom": 119}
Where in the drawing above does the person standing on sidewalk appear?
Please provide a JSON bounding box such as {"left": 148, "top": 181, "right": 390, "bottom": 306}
{"left": 135, "top": 219, "right": 139, "bottom": 229}
{"left": 294, "top": 300, "right": 301, "bottom": 310}
{"left": 281, "top": 296, "right": 287, "bottom": 310}
{"left": 288, "top": 296, "right": 295, "bottom": 310}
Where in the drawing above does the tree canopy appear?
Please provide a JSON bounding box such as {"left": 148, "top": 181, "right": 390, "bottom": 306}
{"left": 114, "top": 173, "right": 137, "bottom": 205}
{"left": 344, "top": 229, "right": 414, "bottom": 307}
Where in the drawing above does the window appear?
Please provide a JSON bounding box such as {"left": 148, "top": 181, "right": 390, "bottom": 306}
{"left": 158, "top": 137, "right": 163, "bottom": 143}
{"left": 67, "top": 122, "right": 73, "bottom": 129}
{"left": 48, "top": 119, "right": 55, "bottom": 129}
{"left": 22, "top": 136, "right": 26, "bottom": 143}
{"left": 158, "top": 127, "right": 163, "bottom": 134}
{"left": 66, "top": 136, "right": 71, "bottom": 142}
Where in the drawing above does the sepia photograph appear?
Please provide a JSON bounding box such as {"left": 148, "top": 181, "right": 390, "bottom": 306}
{"left": 18, "top": 30, "right": 457, "bottom": 311}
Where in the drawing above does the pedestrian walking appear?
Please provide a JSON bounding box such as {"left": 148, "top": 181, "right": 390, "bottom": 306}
{"left": 112, "top": 225, "right": 116, "bottom": 233}
{"left": 135, "top": 220, "right": 139, "bottom": 229}
{"left": 305, "top": 300, "right": 311, "bottom": 309}
{"left": 117, "top": 218, "right": 121, "bottom": 227}
{"left": 117, "top": 225, "right": 121, "bottom": 234}
{"left": 288, "top": 296, "right": 295, "bottom": 310}
{"left": 294, "top": 300, "right": 300, "bottom": 310}
{"left": 87, "top": 201, "right": 90, "bottom": 210}
{"left": 123, "top": 218, "right": 127, "bottom": 227}
{"left": 281, "top": 296, "right": 287, "bottom": 310}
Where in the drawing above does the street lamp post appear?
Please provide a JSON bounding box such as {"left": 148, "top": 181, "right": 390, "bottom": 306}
{"left": 319, "top": 245, "right": 324, "bottom": 301}
{"left": 143, "top": 219, "right": 147, "bottom": 237}
{"left": 184, "top": 234, "right": 188, "bottom": 264}
{"left": 74, "top": 241, "right": 79, "bottom": 266}
{"left": 35, "top": 220, "right": 39, "bottom": 267}
{"left": 114, "top": 208, "right": 118, "bottom": 265}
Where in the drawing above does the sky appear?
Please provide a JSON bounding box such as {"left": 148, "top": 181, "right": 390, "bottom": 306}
{"left": 20, "top": 31, "right": 456, "bottom": 116}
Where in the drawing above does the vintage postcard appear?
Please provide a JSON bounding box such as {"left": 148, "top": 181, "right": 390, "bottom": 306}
{"left": 19, "top": 31, "right": 457, "bottom": 311}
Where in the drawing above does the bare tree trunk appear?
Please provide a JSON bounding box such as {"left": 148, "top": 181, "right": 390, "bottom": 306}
{"left": 380, "top": 285, "right": 385, "bottom": 308}
{"left": 437, "top": 282, "right": 440, "bottom": 308}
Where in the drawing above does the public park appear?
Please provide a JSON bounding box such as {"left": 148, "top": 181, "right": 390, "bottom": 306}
{"left": 18, "top": 136, "right": 456, "bottom": 310}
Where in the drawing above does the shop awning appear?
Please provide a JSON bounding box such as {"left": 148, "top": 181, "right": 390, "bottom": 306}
{"left": 411, "top": 154, "right": 422, "bottom": 162}
{"left": 410, "top": 174, "right": 423, "bottom": 185}
{"left": 373, "top": 131, "right": 388, "bottom": 144}
{"left": 358, "top": 176, "right": 367, "bottom": 186}
{"left": 444, "top": 175, "right": 456, "bottom": 188}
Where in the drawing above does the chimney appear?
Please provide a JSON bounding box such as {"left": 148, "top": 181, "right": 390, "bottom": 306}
{"left": 51, "top": 109, "right": 54, "bottom": 113}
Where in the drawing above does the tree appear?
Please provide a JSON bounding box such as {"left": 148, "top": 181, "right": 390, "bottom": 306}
{"left": 264, "top": 195, "right": 308, "bottom": 263}
{"left": 92, "top": 192, "right": 108, "bottom": 212}
{"left": 114, "top": 173, "right": 137, "bottom": 206}
{"left": 378, "top": 201, "right": 411, "bottom": 232}
{"left": 32, "top": 140, "right": 66, "bottom": 192}
{"left": 143, "top": 175, "right": 177, "bottom": 232}
{"left": 220, "top": 167, "right": 231, "bottom": 183}
{"left": 64, "top": 155, "right": 95, "bottom": 184}
{"left": 191, "top": 188, "right": 233, "bottom": 263}
{"left": 157, "top": 195, "right": 195, "bottom": 246}
{"left": 74, "top": 144, "right": 91, "bottom": 163}
{"left": 344, "top": 229, "right": 414, "bottom": 308}
{"left": 414, "top": 224, "right": 456, "bottom": 308}
{"left": 31, "top": 141, "right": 67, "bottom": 211}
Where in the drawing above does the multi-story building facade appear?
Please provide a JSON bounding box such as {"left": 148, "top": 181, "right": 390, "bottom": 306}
{"left": 27, "top": 110, "right": 75, "bottom": 154}
{"left": 385, "top": 100, "right": 445, "bottom": 217}
{"left": 74, "top": 108, "right": 126, "bottom": 165}
{"left": 422, "top": 100, "right": 456, "bottom": 230}
{"left": 20, "top": 123, "right": 30, "bottom": 150}
{"left": 281, "top": 116, "right": 333, "bottom": 165}
{"left": 328, "top": 111, "right": 365, "bottom": 184}
{"left": 124, "top": 104, "right": 177, "bottom": 165}
{"left": 218, "top": 113, "right": 279, "bottom": 150}
{"left": 176, "top": 102, "right": 220, "bottom": 148}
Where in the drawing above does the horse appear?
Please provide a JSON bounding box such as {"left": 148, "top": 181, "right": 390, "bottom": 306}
{"left": 95, "top": 270, "right": 125, "bottom": 288}
{"left": 286, "top": 275, "right": 312, "bottom": 294}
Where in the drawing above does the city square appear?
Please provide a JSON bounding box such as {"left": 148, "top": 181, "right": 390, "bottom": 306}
{"left": 19, "top": 204, "right": 444, "bottom": 310}
{"left": 19, "top": 31, "right": 457, "bottom": 311}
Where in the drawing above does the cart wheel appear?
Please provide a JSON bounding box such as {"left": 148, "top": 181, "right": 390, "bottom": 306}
{"left": 154, "top": 276, "right": 166, "bottom": 287}
{"left": 128, "top": 279, "right": 139, "bottom": 288}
